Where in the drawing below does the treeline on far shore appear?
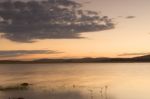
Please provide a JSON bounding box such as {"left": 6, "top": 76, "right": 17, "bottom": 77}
{"left": 1, "top": 55, "right": 150, "bottom": 64}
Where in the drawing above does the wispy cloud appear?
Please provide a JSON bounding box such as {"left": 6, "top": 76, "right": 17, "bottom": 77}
{"left": 0, "top": 0, "right": 114, "bottom": 43}
{"left": 0, "top": 50, "right": 61, "bottom": 58}
{"left": 126, "top": 16, "right": 136, "bottom": 19}
{"left": 118, "top": 52, "right": 150, "bottom": 56}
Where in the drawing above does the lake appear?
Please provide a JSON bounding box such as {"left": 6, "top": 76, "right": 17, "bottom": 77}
{"left": 0, "top": 63, "right": 150, "bottom": 99}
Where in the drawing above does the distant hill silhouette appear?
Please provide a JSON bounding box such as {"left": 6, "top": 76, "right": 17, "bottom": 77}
{"left": 1, "top": 55, "right": 150, "bottom": 64}
{"left": 134, "top": 55, "right": 150, "bottom": 59}
{"left": 132, "top": 55, "right": 150, "bottom": 61}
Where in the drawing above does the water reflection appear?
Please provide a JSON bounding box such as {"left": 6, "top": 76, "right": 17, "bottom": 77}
{"left": 3, "top": 90, "right": 84, "bottom": 99}
{"left": 0, "top": 83, "right": 114, "bottom": 99}
{"left": 1, "top": 63, "right": 150, "bottom": 99}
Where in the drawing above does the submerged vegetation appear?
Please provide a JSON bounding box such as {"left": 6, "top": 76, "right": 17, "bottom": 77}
{"left": 0, "top": 83, "right": 30, "bottom": 91}
{"left": 0, "top": 82, "right": 112, "bottom": 99}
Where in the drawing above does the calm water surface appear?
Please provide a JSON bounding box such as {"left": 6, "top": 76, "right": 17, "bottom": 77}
{"left": 0, "top": 63, "right": 150, "bottom": 99}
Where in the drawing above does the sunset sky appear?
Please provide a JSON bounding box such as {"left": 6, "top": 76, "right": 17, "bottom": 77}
{"left": 0, "top": 0, "right": 150, "bottom": 60}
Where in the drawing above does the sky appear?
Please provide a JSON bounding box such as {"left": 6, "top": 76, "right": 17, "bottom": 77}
{"left": 0, "top": 0, "right": 150, "bottom": 60}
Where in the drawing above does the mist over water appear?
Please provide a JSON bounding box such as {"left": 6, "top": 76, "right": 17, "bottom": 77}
{"left": 0, "top": 63, "right": 150, "bottom": 99}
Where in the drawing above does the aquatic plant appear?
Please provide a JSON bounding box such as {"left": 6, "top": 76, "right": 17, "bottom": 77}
{"left": 0, "top": 83, "right": 30, "bottom": 91}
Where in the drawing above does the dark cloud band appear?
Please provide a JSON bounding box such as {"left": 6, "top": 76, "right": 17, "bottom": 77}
{"left": 0, "top": 50, "right": 60, "bottom": 58}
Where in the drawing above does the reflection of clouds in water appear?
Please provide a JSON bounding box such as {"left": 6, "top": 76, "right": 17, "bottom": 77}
{"left": 0, "top": 85, "right": 115, "bottom": 99}
{"left": 1, "top": 90, "right": 84, "bottom": 99}
{"left": 0, "top": 64, "right": 118, "bottom": 99}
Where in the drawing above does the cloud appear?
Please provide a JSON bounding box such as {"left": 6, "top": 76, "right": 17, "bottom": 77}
{"left": 118, "top": 52, "right": 150, "bottom": 56}
{"left": 0, "top": 0, "right": 47, "bottom": 2}
{"left": 0, "top": 50, "right": 60, "bottom": 58}
{"left": 126, "top": 16, "right": 135, "bottom": 19}
{"left": 0, "top": 0, "right": 114, "bottom": 43}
